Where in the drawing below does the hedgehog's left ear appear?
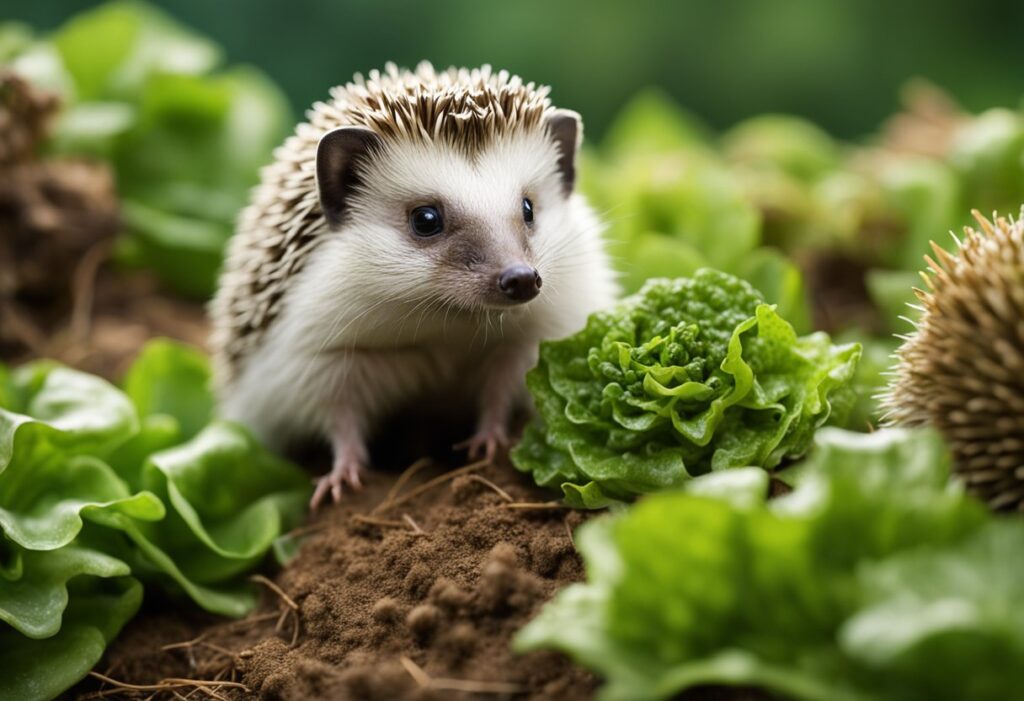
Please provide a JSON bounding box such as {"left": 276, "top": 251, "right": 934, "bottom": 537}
{"left": 545, "top": 109, "right": 582, "bottom": 196}
{"left": 316, "top": 126, "right": 383, "bottom": 227}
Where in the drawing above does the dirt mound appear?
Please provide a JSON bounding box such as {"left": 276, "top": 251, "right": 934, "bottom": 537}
{"left": 80, "top": 454, "right": 596, "bottom": 701}
{"left": 245, "top": 463, "right": 594, "bottom": 701}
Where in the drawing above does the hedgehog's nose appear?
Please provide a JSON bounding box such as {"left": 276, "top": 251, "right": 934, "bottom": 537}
{"left": 498, "top": 264, "right": 542, "bottom": 302}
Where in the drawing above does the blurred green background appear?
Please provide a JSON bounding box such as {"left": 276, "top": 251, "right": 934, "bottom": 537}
{"left": 8, "top": 0, "right": 1024, "bottom": 140}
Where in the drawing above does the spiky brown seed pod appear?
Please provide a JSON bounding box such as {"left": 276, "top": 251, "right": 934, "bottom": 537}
{"left": 883, "top": 210, "right": 1024, "bottom": 511}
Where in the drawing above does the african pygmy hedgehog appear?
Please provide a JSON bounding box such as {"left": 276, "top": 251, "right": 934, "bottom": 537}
{"left": 210, "top": 62, "right": 617, "bottom": 508}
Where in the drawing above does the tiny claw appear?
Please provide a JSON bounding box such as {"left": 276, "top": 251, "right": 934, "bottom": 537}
{"left": 456, "top": 424, "right": 508, "bottom": 463}
{"left": 310, "top": 457, "right": 365, "bottom": 511}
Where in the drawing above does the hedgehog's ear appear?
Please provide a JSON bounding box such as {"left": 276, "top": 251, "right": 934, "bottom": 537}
{"left": 545, "top": 109, "right": 582, "bottom": 196}
{"left": 316, "top": 126, "right": 383, "bottom": 227}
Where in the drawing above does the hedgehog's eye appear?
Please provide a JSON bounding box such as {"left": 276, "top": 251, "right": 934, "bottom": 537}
{"left": 410, "top": 206, "right": 443, "bottom": 237}
{"left": 522, "top": 197, "right": 534, "bottom": 226}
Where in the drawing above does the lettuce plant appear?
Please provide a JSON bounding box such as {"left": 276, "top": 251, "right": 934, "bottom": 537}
{"left": 516, "top": 428, "right": 1022, "bottom": 701}
{"left": 512, "top": 269, "right": 860, "bottom": 507}
{"left": 0, "top": 340, "right": 310, "bottom": 700}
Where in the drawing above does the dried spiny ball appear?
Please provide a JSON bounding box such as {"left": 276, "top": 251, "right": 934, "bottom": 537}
{"left": 884, "top": 210, "right": 1024, "bottom": 511}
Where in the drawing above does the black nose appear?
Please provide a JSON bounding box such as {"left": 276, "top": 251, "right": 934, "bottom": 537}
{"left": 498, "top": 264, "right": 542, "bottom": 302}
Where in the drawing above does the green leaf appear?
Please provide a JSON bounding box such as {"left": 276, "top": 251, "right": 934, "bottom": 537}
{"left": 601, "top": 88, "right": 711, "bottom": 160}
{"left": 0, "top": 577, "right": 142, "bottom": 701}
{"left": 517, "top": 428, "right": 999, "bottom": 701}
{"left": 123, "top": 339, "right": 213, "bottom": 440}
{"left": 0, "top": 340, "right": 314, "bottom": 697}
{"left": 723, "top": 114, "right": 840, "bottom": 181}
{"left": 0, "top": 544, "right": 130, "bottom": 639}
{"left": 120, "top": 421, "right": 310, "bottom": 615}
{"left": 33, "top": 1, "right": 291, "bottom": 297}
{"left": 840, "top": 522, "right": 1024, "bottom": 701}
{"left": 601, "top": 157, "right": 763, "bottom": 294}
{"left": 0, "top": 364, "right": 138, "bottom": 470}
{"left": 512, "top": 269, "right": 860, "bottom": 506}
{"left": 949, "top": 108, "right": 1024, "bottom": 215}
{"left": 734, "top": 247, "right": 812, "bottom": 335}
{"left": 51, "top": 0, "right": 220, "bottom": 102}
{"left": 876, "top": 157, "right": 963, "bottom": 271}
{"left": 0, "top": 452, "right": 163, "bottom": 552}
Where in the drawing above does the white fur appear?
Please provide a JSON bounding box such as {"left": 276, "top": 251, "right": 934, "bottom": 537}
{"left": 219, "top": 131, "right": 617, "bottom": 452}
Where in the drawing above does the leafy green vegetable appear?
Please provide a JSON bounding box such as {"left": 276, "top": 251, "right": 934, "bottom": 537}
{"left": 599, "top": 88, "right": 711, "bottom": 160}
{"left": 722, "top": 114, "right": 840, "bottom": 181}
{"left": 0, "top": 577, "right": 141, "bottom": 701}
{"left": 516, "top": 427, "right": 1014, "bottom": 701}
{"left": 512, "top": 269, "right": 860, "bottom": 507}
{"left": 0, "top": 340, "right": 310, "bottom": 700}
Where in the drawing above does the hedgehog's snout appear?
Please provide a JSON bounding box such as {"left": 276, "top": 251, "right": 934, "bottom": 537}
{"left": 498, "top": 264, "right": 542, "bottom": 303}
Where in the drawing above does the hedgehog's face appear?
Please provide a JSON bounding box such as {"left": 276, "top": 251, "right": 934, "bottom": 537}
{"left": 315, "top": 111, "right": 582, "bottom": 313}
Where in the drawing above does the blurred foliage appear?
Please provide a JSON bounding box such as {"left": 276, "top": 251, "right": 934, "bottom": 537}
{"left": 7, "top": 0, "right": 1024, "bottom": 140}
{"left": 4, "top": 2, "right": 292, "bottom": 297}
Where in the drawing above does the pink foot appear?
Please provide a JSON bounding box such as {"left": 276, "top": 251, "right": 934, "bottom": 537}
{"left": 456, "top": 423, "right": 508, "bottom": 463}
{"left": 311, "top": 455, "right": 364, "bottom": 510}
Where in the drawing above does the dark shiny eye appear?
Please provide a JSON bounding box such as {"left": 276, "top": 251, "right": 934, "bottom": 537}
{"left": 522, "top": 197, "right": 534, "bottom": 225}
{"left": 410, "top": 206, "right": 443, "bottom": 237}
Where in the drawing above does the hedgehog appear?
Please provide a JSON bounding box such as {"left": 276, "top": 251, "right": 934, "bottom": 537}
{"left": 209, "top": 62, "right": 618, "bottom": 508}
{"left": 883, "top": 209, "right": 1024, "bottom": 511}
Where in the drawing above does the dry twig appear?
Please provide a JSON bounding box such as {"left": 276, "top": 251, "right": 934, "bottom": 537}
{"left": 85, "top": 672, "right": 249, "bottom": 699}
{"left": 465, "top": 474, "right": 514, "bottom": 502}
{"left": 502, "top": 500, "right": 568, "bottom": 511}
{"left": 376, "top": 459, "right": 488, "bottom": 512}
{"left": 399, "top": 656, "right": 524, "bottom": 695}
{"left": 249, "top": 574, "right": 298, "bottom": 611}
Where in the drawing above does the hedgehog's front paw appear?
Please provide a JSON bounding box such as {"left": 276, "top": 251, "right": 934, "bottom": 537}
{"left": 456, "top": 423, "right": 509, "bottom": 463}
{"left": 311, "top": 455, "right": 365, "bottom": 510}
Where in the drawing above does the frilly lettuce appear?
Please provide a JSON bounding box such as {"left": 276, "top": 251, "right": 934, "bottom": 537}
{"left": 516, "top": 428, "right": 1019, "bottom": 701}
{"left": 0, "top": 340, "right": 310, "bottom": 700}
{"left": 512, "top": 269, "right": 860, "bottom": 507}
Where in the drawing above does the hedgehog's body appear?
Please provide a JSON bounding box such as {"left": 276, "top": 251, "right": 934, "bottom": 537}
{"left": 210, "top": 63, "right": 617, "bottom": 507}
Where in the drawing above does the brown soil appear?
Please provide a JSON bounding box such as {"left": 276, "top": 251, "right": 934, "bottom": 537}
{"left": 799, "top": 249, "right": 883, "bottom": 334}
{"left": 76, "top": 451, "right": 599, "bottom": 701}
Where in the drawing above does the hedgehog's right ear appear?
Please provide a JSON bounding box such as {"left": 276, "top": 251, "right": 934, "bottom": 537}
{"left": 545, "top": 109, "right": 583, "bottom": 196}
{"left": 316, "top": 127, "right": 383, "bottom": 227}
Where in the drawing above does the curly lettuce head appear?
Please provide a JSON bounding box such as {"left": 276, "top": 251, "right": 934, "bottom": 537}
{"left": 512, "top": 269, "right": 861, "bottom": 507}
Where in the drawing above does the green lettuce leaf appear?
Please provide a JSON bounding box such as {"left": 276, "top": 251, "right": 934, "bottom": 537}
{"left": 512, "top": 269, "right": 860, "bottom": 506}
{"left": 722, "top": 114, "right": 840, "bottom": 182}
{"left": 123, "top": 337, "right": 214, "bottom": 440}
{"left": 0, "top": 543, "right": 130, "bottom": 639}
{"left": 0, "top": 340, "right": 312, "bottom": 698}
{"left": 0, "top": 577, "right": 142, "bottom": 701}
{"left": 839, "top": 523, "right": 1024, "bottom": 699}
{"left": 516, "top": 428, "right": 1004, "bottom": 701}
